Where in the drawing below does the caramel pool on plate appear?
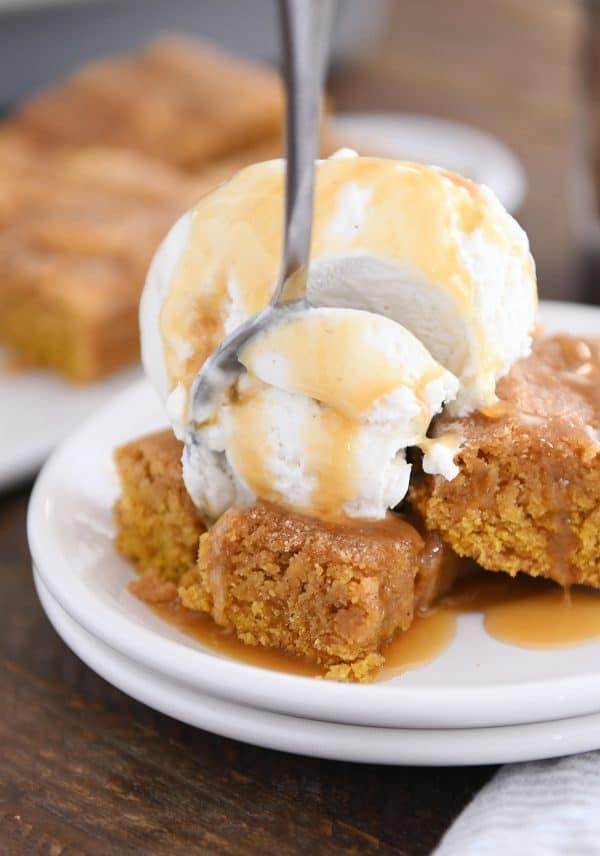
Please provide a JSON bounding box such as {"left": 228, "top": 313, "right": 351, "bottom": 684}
{"left": 143, "top": 571, "right": 600, "bottom": 681}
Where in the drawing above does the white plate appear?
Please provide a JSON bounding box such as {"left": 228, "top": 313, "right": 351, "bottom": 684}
{"left": 34, "top": 568, "right": 600, "bottom": 766}
{"left": 0, "top": 352, "right": 141, "bottom": 490}
{"left": 330, "top": 112, "right": 526, "bottom": 213}
{"left": 28, "top": 301, "right": 600, "bottom": 730}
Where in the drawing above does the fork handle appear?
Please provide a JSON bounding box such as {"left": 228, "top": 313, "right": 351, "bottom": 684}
{"left": 275, "top": 0, "right": 335, "bottom": 302}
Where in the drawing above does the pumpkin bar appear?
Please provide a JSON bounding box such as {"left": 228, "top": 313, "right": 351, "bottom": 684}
{"left": 0, "top": 37, "right": 344, "bottom": 380}
{"left": 178, "top": 502, "right": 425, "bottom": 681}
{"left": 5, "top": 37, "right": 284, "bottom": 172}
{"left": 411, "top": 335, "right": 600, "bottom": 588}
{"left": 0, "top": 143, "right": 204, "bottom": 380}
{"left": 114, "top": 429, "right": 205, "bottom": 582}
{"left": 113, "top": 430, "right": 453, "bottom": 681}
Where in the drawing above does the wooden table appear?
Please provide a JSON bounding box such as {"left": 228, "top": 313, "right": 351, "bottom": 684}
{"left": 0, "top": 484, "right": 495, "bottom": 854}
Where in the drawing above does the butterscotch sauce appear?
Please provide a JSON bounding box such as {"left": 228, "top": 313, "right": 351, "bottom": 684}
{"left": 136, "top": 566, "right": 600, "bottom": 684}
{"left": 224, "top": 384, "right": 275, "bottom": 502}
{"left": 439, "top": 573, "right": 600, "bottom": 649}
{"left": 485, "top": 587, "right": 600, "bottom": 648}
{"left": 304, "top": 405, "right": 361, "bottom": 518}
{"left": 149, "top": 592, "right": 456, "bottom": 681}
{"left": 378, "top": 609, "right": 457, "bottom": 679}
{"left": 239, "top": 310, "right": 444, "bottom": 419}
{"left": 151, "top": 599, "right": 323, "bottom": 678}
{"left": 159, "top": 158, "right": 534, "bottom": 395}
{"left": 228, "top": 307, "right": 456, "bottom": 518}
{"left": 225, "top": 377, "right": 363, "bottom": 516}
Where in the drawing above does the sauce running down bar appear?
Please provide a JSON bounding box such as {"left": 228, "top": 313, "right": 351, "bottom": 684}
{"left": 413, "top": 334, "right": 600, "bottom": 589}
{"left": 145, "top": 570, "right": 600, "bottom": 681}
{"left": 127, "top": 334, "right": 600, "bottom": 680}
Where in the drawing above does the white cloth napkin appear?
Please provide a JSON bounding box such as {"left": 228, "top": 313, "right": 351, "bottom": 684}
{"left": 434, "top": 751, "right": 600, "bottom": 856}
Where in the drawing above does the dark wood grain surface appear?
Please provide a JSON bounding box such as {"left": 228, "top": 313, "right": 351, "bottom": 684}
{"left": 1, "top": 485, "right": 494, "bottom": 855}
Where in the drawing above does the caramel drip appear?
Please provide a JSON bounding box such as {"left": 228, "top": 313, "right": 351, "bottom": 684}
{"left": 225, "top": 381, "right": 364, "bottom": 516}
{"left": 159, "top": 158, "right": 530, "bottom": 394}
{"left": 239, "top": 310, "right": 440, "bottom": 419}
{"left": 484, "top": 586, "right": 600, "bottom": 648}
{"left": 303, "top": 406, "right": 361, "bottom": 518}
{"left": 414, "top": 529, "right": 478, "bottom": 611}
{"left": 378, "top": 609, "right": 457, "bottom": 678}
{"left": 479, "top": 335, "right": 600, "bottom": 584}
{"left": 137, "top": 568, "right": 600, "bottom": 682}
{"left": 151, "top": 599, "right": 323, "bottom": 677}
{"left": 224, "top": 387, "right": 275, "bottom": 504}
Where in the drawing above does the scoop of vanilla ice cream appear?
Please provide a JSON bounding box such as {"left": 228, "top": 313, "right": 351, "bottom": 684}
{"left": 140, "top": 152, "right": 537, "bottom": 434}
{"left": 183, "top": 307, "right": 459, "bottom": 521}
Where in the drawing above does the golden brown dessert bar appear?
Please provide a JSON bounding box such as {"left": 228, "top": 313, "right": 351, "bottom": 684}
{"left": 411, "top": 335, "right": 600, "bottom": 588}
{"left": 5, "top": 38, "right": 284, "bottom": 172}
{"left": 114, "top": 429, "right": 205, "bottom": 582}
{"left": 113, "top": 430, "right": 451, "bottom": 680}
{"left": 179, "top": 502, "right": 424, "bottom": 681}
{"left": 0, "top": 143, "right": 202, "bottom": 379}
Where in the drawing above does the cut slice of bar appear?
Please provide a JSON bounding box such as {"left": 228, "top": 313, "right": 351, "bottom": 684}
{"left": 178, "top": 502, "right": 425, "bottom": 681}
{"left": 411, "top": 335, "right": 600, "bottom": 588}
{"left": 114, "top": 429, "right": 464, "bottom": 680}
{"left": 114, "top": 429, "right": 205, "bottom": 582}
{"left": 6, "top": 37, "right": 284, "bottom": 172}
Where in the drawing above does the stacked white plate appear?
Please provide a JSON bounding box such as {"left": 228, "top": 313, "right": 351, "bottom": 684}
{"left": 28, "top": 301, "right": 600, "bottom": 766}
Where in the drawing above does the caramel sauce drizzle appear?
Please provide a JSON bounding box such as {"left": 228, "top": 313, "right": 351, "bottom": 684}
{"left": 151, "top": 599, "right": 323, "bottom": 678}
{"left": 153, "top": 306, "right": 600, "bottom": 679}
{"left": 159, "top": 158, "right": 532, "bottom": 396}
{"left": 482, "top": 335, "right": 600, "bottom": 586}
{"left": 141, "top": 569, "right": 600, "bottom": 684}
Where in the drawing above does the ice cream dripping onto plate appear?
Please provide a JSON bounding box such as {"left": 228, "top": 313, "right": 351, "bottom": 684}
{"left": 140, "top": 150, "right": 537, "bottom": 523}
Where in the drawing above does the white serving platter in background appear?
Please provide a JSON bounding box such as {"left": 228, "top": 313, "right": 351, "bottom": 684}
{"left": 0, "top": 355, "right": 142, "bottom": 490}
{"left": 330, "top": 112, "right": 526, "bottom": 214}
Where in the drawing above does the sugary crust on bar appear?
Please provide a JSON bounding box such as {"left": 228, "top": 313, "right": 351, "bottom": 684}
{"left": 5, "top": 38, "right": 284, "bottom": 171}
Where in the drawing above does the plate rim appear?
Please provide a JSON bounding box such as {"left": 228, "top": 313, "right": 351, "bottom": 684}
{"left": 34, "top": 567, "right": 600, "bottom": 766}
{"left": 0, "top": 359, "right": 142, "bottom": 491}
{"left": 27, "top": 300, "right": 600, "bottom": 730}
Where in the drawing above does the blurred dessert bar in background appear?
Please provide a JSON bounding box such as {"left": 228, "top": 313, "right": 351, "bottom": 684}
{"left": 2, "top": 38, "right": 284, "bottom": 171}
{"left": 0, "top": 142, "right": 200, "bottom": 379}
{"left": 0, "top": 37, "right": 338, "bottom": 380}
